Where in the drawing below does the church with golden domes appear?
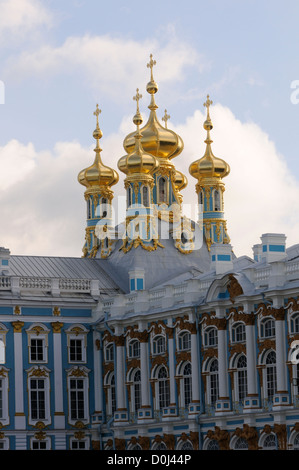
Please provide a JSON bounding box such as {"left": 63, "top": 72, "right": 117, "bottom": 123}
{"left": 0, "top": 55, "right": 298, "bottom": 451}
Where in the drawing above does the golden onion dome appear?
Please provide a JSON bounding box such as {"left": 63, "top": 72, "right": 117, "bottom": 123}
{"left": 123, "top": 54, "right": 184, "bottom": 161}
{"left": 174, "top": 169, "right": 188, "bottom": 192}
{"left": 118, "top": 89, "right": 159, "bottom": 176}
{"left": 189, "top": 95, "right": 230, "bottom": 181}
{"left": 78, "top": 105, "right": 119, "bottom": 189}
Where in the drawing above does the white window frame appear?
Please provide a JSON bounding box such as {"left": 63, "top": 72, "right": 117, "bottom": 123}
{"left": 70, "top": 436, "right": 90, "bottom": 450}
{"left": 30, "top": 437, "right": 51, "bottom": 450}
{"left": 204, "top": 327, "right": 218, "bottom": 347}
{"left": 105, "top": 342, "right": 114, "bottom": 362}
{"left": 27, "top": 366, "right": 51, "bottom": 426}
{"left": 67, "top": 366, "right": 90, "bottom": 425}
{"left": 0, "top": 367, "right": 9, "bottom": 426}
{"left": 128, "top": 339, "right": 140, "bottom": 358}
{"left": 178, "top": 331, "right": 191, "bottom": 351}
{"left": 0, "top": 324, "right": 8, "bottom": 364}
{"left": 26, "top": 324, "right": 49, "bottom": 364}
{"left": 152, "top": 335, "right": 166, "bottom": 355}
{"left": 66, "top": 325, "right": 88, "bottom": 364}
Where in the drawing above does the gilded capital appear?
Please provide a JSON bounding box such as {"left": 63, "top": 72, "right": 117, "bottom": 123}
{"left": 51, "top": 322, "right": 64, "bottom": 333}
{"left": 12, "top": 321, "right": 24, "bottom": 333}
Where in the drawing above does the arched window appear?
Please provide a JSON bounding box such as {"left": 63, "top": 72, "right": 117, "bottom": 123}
{"left": 205, "top": 327, "right": 218, "bottom": 347}
{"left": 291, "top": 313, "right": 299, "bottom": 334}
{"left": 87, "top": 197, "right": 92, "bottom": 219}
{"left": 236, "top": 355, "right": 247, "bottom": 401}
{"left": 179, "top": 440, "right": 193, "bottom": 450}
{"left": 261, "top": 318, "right": 275, "bottom": 338}
{"left": 129, "top": 340, "right": 140, "bottom": 358}
{"left": 206, "top": 439, "right": 219, "bottom": 450}
{"left": 100, "top": 197, "right": 108, "bottom": 218}
{"left": 232, "top": 323, "right": 246, "bottom": 343}
{"left": 157, "top": 366, "right": 170, "bottom": 409}
{"left": 209, "top": 359, "right": 219, "bottom": 405}
{"left": 178, "top": 332, "right": 191, "bottom": 351}
{"left": 234, "top": 437, "right": 248, "bottom": 450}
{"left": 158, "top": 177, "right": 167, "bottom": 203}
{"left": 214, "top": 189, "right": 221, "bottom": 211}
{"left": 129, "top": 443, "right": 142, "bottom": 450}
{"left": 142, "top": 185, "right": 149, "bottom": 207}
{"left": 263, "top": 434, "right": 277, "bottom": 450}
{"left": 133, "top": 370, "right": 141, "bottom": 412}
{"left": 153, "top": 336, "right": 166, "bottom": 355}
{"left": 294, "top": 433, "right": 299, "bottom": 450}
{"left": 183, "top": 363, "right": 192, "bottom": 407}
{"left": 198, "top": 190, "right": 204, "bottom": 207}
{"left": 127, "top": 186, "right": 132, "bottom": 208}
{"left": 265, "top": 351, "right": 277, "bottom": 400}
{"left": 110, "top": 374, "right": 116, "bottom": 415}
{"left": 105, "top": 343, "right": 114, "bottom": 362}
{"left": 152, "top": 441, "right": 167, "bottom": 450}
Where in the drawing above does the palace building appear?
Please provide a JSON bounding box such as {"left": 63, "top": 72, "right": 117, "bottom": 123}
{"left": 0, "top": 55, "right": 299, "bottom": 450}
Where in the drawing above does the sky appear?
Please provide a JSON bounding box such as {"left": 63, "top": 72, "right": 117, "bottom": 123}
{"left": 0, "top": 0, "right": 299, "bottom": 259}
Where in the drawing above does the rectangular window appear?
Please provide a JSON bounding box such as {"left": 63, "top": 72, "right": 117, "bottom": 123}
{"left": 32, "top": 440, "right": 48, "bottom": 450}
{"left": 70, "top": 379, "right": 85, "bottom": 420}
{"left": 30, "top": 338, "right": 44, "bottom": 362}
{"left": 30, "top": 379, "right": 46, "bottom": 420}
{"left": 69, "top": 339, "right": 83, "bottom": 362}
{"left": 71, "top": 440, "right": 87, "bottom": 450}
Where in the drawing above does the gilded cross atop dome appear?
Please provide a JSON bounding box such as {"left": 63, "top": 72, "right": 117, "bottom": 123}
{"left": 133, "top": 88, "right": 142, "bottom": 113}
{"left": 147, "top": 53, "right": 156, "bottom": 81}
{"left": 93, "top": 103, "right": 101, "bottom": 125}
{"left": 162, "top": 109, "right": 170, "bottom": 129}
{"left": 203, "top": 95, "right": 213, "bottom": 114}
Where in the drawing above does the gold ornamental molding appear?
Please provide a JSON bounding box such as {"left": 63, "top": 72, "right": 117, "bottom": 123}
{"left": 206, "top": 426, "right": 230, "bottom": 450}
{"left": 51, "top": 322, "right": 64, "bottom": 334}
{"left": 227, "top": 275, "right": 243, "bottom": 304}
{"left": 234, "top": 424, "right": 259, "bottom": 450}
{"left": 11, "top": 321, "right": 24, "bottom": 333}
{"left": 257, "top": 302, "right": 286, "bottom": 320}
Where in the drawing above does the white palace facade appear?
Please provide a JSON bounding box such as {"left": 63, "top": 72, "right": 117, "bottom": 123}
{"left": 0, "top": 56, "right": 299, "bottom": 450}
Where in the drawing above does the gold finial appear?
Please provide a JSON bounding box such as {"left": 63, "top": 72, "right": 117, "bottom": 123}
{"left": 133, "top": 88, "right": 143, "bottom": 127}
{"left": 203, "top": 95, "right": 213, "bottom": 116}
{"left": 93, "top": 104, "right": 103, "bottom": 147}
{"left": 93, "top": 104, "right": 101, "bottom": 127}
{"left": 203, "top": 94, "right": 213, "bottom": 134}
{"left": 147, "top": 53, "right": 156, "bottom": 81}
{"left": 133, "top": 88, "right": 142, "bottom": 113}
{"left": 162, "top": 109, "right": 170, "bottom": 129}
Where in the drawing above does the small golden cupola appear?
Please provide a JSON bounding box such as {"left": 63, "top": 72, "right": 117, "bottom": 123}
{"left": 118, "top": 89, "right": 159, "bottom": 179}
{"left": 118, "top": 89, "right": 165, "bottom": 253}
{"left": 123, "top": 55, "right": 187, "bottom": 207}
{"left": 189, "top": 95, "right": 230, "bottom": 251}
{"left": 78, "top": 105, "right": 119, "bottom": 258}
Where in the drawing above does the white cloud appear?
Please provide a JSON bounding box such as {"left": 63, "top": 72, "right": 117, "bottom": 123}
{"left": 174, "top": 105, "right": 299, "bottom": 257}
{"left": 0, "top": 0, "right": 52, "bottom": 40}
{"left": 3, "top": 33, "right": 200, "bottom": 99}
{"left": 0, "top": 104, "right": 298, "bottom": 259}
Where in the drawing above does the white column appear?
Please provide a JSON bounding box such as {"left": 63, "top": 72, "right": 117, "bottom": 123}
{"left": 140, "top": 335, "right": 150, "bottom": 408}
{"left": 115, "top": 333, "right": 126, "bottom": 411}
{"left": 12, "top": 321, "right": 26, "bottom": 431}
{"left": 217, "top": 322, "right": 229, "bottom": 399}
{"left": 168, "top": 330, "right": 176, "bottom": 406}
{"left": 275, "top": 314, "right": 287, "bottom": 392}
{"left": 190, "top": 328, "right": 200, "bottom": 403}
{"left": 245, "top": 318, "right": 258, "bottom": 396}
{"left": 93, "top": 330, "right": 103, "bottom": 414}
{"left": 52, "top": 322, "right": 65, "bottom": 429}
